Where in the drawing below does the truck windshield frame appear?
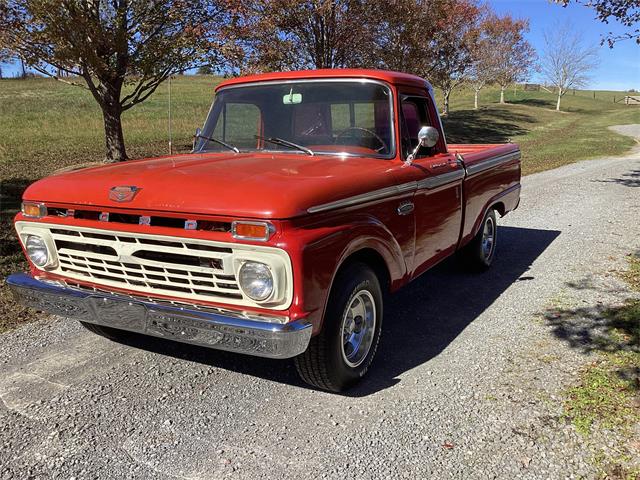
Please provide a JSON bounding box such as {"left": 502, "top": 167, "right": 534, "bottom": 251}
{"left": 195, "top": 79, "right": 396, "bottom": 160}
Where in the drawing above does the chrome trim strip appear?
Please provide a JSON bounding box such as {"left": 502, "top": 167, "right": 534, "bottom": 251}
{"left": 216, "top": 77, "right": 393, "bottom": 91}
{"left": 416, "top": 168, "right": 465, "bottom": 190}
{"left": 54, "top": 278, "right": 290, "bottom": 324}
{"left": 7, "top": 273, "right": 311, "bottom": 359}
{"left": 465, "top": 151, "right": 521, "bottom": 176}
{"left": 306, "top": 150, "right": 519, "bottom": 213}
{"left": 307, "top": 181, "right": 417, "bottom": 214}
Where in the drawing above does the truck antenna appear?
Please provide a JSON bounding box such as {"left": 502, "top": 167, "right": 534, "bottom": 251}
{"left": 168, "top": 75, "right": 173, "bottom": 155}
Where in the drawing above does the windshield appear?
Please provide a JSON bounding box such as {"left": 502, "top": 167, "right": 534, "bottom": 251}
{"left": 196, "top": 81, "right": 394, "bottom": 158}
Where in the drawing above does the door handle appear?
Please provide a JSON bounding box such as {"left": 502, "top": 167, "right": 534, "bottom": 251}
{"left": 397, "top": 201, "right": 414, "bottom": 216}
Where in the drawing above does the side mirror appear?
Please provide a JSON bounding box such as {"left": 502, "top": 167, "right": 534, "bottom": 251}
{"left": 405, "top": 126, "right": 440, "bottom": 166}
{"left": 192, "top": 127, "right": 201, "bottom": 151}
{"left": 418, "top": 126, "right": 439, "bottom": 148}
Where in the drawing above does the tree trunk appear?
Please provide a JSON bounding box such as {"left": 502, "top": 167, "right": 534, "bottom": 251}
{"left": 500, "top": 85, "right": 505, "bottom": 104}
{"left": 442, "top": 90, "right": 450, "bottom": 116}
{"left": 474, "top": 89, "right": 479, "bottom": 110}
{"left": 101, "top": 103, "right": 128, "bottom": 162}
{"left": 556, "top": 90, "right": 562, "bottom": 111}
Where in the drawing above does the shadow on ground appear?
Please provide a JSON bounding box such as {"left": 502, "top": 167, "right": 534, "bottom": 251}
{"left": 542, "top": 253, "right": 640, "bottom": 391}
{"left": 508, "top": 98, "right": 588, "bottom": 114}
{"left": 442, "top": 107, "right": 535, "bottom": 143}
{"left": 596, "top": 169, "right": 640, "bottom": 188}
{"left": 114, "top": 225, "right": 561, "bottom": 395}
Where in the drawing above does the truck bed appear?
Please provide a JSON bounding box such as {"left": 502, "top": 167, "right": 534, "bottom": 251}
{"left": 449, "top": 143, "right": 521, "bottom": 249}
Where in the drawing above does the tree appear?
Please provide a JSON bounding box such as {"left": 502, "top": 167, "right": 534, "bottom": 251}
{"left": 243, "top": 0, "right": 376, "bottom": 71}
{"left": 0, "top": 0, "right": 240, "bottom": 162}
{"left": 372, "top": 0, "right": 481, "bottom": 116}
{"left": 487, "top": 16, "right": 536, "bottom": 104}
{"left": 540, "top": 24, "right": 598, "bottom": 111}
{"left": 427, "top": 0, "right": 482, "bottom": 115}
{"left": 0, "top": 25, "right": 11, "bottom": 78}
{"left": 467, "top": 33, "right": 497, "bottom": 109}
{"left": 367, "top": 0, "right": 436, "bottom": 73}
{"left": 555, "top": 0, "right": 639, "bottom": 47}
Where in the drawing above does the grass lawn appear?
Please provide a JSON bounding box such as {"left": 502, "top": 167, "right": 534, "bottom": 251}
{"left": 559, "top": 253, "right": 640, "bottom": 478}
{"left": 0, "top": 75, "right": 639, "bottom": 331}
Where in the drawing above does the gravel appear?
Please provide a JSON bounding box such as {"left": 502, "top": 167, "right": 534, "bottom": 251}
{"left": 1, "top": 125, "right": 639, "bottom": 479}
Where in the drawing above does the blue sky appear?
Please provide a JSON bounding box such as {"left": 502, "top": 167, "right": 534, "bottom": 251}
{"left": 1, "top": 0, "right": 638, "bottom": 90}
{"left": 490, "top": 0, "right": 639, "bottom": 91}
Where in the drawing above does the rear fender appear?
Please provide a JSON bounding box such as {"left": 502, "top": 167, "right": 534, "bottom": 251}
{"left": 465, "top": 183, "right": 521, "bottom": 244}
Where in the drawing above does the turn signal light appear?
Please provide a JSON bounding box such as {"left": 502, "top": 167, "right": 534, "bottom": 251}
{"left": 21, "top": 202, "right": 48, "bottom": 218}
{"left": 231, "top": 221, "right": 274, "bottom": 241}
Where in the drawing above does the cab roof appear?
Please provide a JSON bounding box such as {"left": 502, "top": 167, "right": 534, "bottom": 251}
{"left": 216, "top": 68, "right": 433, "bottom": 92}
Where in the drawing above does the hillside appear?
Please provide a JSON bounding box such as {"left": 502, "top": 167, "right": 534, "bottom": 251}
{"left": 0, "top": 75, "right": 639, "bottom": 331}
{"left": 1, "top": 75, "right": 638, "bottom": 183}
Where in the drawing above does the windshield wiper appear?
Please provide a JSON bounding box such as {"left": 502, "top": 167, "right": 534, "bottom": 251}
{"left": 254, "top": 135, "right": 314, "bottom": 156}
{"left": 196, "top": 133, "right": 239, "bottom": 153}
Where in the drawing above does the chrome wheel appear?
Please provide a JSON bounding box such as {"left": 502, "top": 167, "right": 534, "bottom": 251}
{"left": 340, "top": 290, "right": 376, "bottom": 368}
{"left": 481, "top": 215, "right": 495, "bottom": 260}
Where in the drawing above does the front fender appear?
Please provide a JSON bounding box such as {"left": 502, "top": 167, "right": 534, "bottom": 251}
{"left": 280, "top": 213, "right": 409, "bottom": 334}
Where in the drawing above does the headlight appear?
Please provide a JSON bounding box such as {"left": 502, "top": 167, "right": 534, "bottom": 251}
{"left": 238, "top": 261, "right": 274, "bottom": 301}
{"left": 25, "top": 235, "right": 49, "bottom": 267}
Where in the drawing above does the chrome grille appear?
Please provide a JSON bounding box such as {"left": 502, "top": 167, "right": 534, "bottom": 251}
{"left": 48, "top": 227, "right": 242, "bottom": 302}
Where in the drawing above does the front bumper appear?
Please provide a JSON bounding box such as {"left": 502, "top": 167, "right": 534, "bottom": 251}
{"left": 7, "top": 273, "right": 312, "bottom": 359}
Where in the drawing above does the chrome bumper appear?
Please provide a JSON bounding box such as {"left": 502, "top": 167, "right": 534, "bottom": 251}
{"left": 7, "top": 273, "right": 312, "bottom": 359}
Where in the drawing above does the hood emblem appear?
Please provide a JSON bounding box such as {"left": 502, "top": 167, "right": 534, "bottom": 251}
{"left": 109, "top": 186, "right": 140, "bottom": 203}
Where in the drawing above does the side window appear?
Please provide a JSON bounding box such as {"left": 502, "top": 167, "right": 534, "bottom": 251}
{"left": 213, "top": 103, "right": 261, "bottom": 149}
{"left": 400, "top": 97, "right": 433, "bottom": 159}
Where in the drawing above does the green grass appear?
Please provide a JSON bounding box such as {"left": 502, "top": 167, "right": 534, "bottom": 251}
{"left": 560, "top": 253, "right": 640, "bottom": 478}
{"left": 437, "top": 87, "right": 640, "bottom": 175}
{"left": 0, "top": 75, "right": 639, "bottom": 332}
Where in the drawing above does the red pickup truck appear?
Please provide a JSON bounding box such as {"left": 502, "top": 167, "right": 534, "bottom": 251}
{"left": 9, "top": 69, "right": 520, "bottom": 391}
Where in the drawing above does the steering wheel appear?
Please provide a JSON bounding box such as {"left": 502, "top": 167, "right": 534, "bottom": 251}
{"left": 334, "top": 127, "right": 389, "bottom": 153}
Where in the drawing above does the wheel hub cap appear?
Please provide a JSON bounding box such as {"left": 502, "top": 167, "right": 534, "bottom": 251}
{"left": 481, "top": 216, "right": 495, "bottom": 259}
{"left": 341, "top": 290, "right": 376, "bottom": 368}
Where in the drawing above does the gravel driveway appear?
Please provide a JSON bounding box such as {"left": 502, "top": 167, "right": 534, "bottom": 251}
{"left": 2, "top": 126, "right": 640, "bottom": 479}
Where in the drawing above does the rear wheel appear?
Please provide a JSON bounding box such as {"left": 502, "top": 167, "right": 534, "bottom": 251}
{"left": 294, "top": 262, "right": 383, "bottom": 392}
{"left": 460, "top": 208, "right": 497, "bottom": 271}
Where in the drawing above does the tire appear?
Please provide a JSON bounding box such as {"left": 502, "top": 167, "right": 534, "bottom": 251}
{"left": 294, "top": 262, "right": 383, "bottom": 392}
{"left": 80, "top": 321, "right": 132, "bottom": 342}
{"left": 459, "top": 208, "right": 497, "bottom": 271}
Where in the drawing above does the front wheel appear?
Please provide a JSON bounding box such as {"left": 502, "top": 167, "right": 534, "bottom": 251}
{"left": 294, "top": 262, "right": 383, "bottom": 392}
{"left": 459, "top": 208, "right": 497, "bottom": 271}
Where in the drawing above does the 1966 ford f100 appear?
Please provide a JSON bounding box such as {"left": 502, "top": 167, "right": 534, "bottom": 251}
{"left": 8, "top": 69, "right": 520, "bottom": 391}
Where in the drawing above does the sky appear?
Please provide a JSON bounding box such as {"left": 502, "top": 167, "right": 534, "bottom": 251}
{"left": 489, "top": 0, "right": 639, "bottom": 91}
{"left": 1, "top": 0, "right": 638, "bottom": 91}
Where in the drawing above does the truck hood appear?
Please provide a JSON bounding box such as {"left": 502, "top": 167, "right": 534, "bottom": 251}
{"left": 23, "top": 152, "right": 397, "bottom": 219}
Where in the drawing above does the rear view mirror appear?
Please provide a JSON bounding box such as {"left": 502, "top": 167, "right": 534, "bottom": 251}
{"left": 418, "top": 126, "right": 439, "bottom": 148}
{"left": 283, "top": 92, "right": 302, "bottom": 105}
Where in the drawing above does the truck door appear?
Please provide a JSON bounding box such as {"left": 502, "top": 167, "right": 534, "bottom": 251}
{"left": 392, "top": 95, "right": 464, "bottom": 278}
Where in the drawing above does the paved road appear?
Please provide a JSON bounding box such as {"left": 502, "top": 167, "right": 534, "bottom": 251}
{"left": 2, "top": 127, "right": 640, "bottom": 479}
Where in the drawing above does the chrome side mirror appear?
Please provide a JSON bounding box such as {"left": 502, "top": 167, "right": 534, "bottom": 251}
{"left": 418, "top": 126, "right": 439, "bottom": 148}
{"left": 192, "top": 127, "right": 201, "bottom": 151}
{"left": 405, "top": 126, "right": 440, "bottom": 166}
